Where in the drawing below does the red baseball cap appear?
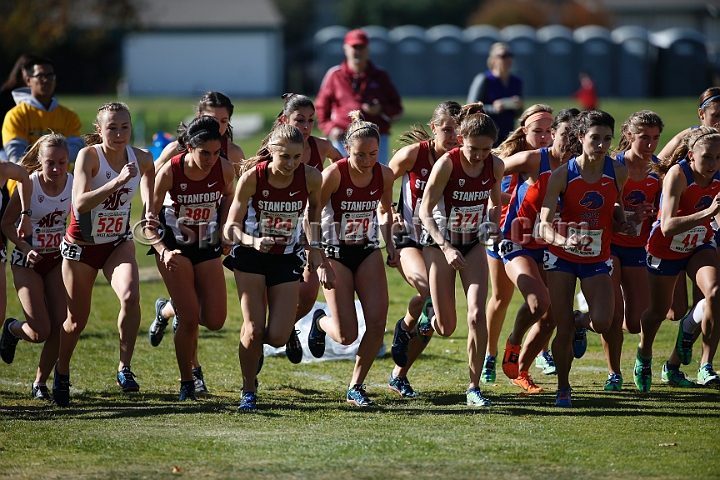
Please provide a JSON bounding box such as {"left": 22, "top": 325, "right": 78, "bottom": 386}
{"left": 344, "top": 29, "right": 369, "bottom": 47}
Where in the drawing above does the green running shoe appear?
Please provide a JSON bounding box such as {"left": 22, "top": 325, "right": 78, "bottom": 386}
{"left": 675, "top": 315, "right": 695, "bottom": 365}
{"left": 466, "top": 387, "right": 492, "bottom": 407}
{"left": 633, "top": 350, "right": 652, "bottom": 392}
{"left": 416, "top": 297, "right": 434, "bottom": 343}
{"left": 661, "top": 363, "right": 695, "bottom": 387}
{"left": 697, "top": 363, "right": 720, "bottom": 388}
{"left": 481, "top": 355, "right": 497, "bottom": 383}
{"left": 604, "top": 373, "right": 623, "bottom": 391}
{"left": 535, "top": 350, "right": 557, "bottom": 375}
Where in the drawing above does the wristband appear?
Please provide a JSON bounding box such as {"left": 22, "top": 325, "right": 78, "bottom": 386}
{"left": 309, "top": 240, "right": 322, "bottom": 249}
{"left": 159, "top": 247, "right": 167, "bottom": 260}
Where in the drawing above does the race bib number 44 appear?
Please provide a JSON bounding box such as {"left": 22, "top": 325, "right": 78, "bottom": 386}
{"left": 180, "top": 203, "right": 216, "bottom": 226}
{"left": 92, "top": 211, "right": 128, "bottom": 238}
{"left": 670, "top": 225, "right": 707, "bottom": 253}
{"left": 341, "top": 212, "right": 373, "bottom": 241}
{"left": 448, "top": 205, "right": 484, "bottom": 234}
{"left": 260, "top": 211, "right": 299, "bottom": 236}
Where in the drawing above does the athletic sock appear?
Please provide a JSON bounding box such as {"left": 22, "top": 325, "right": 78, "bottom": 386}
{"left": 665, "top": 361, "right": 680, "bottom": 371}
{"left": 683, "top": 298, "right": 705, "bottom": 334}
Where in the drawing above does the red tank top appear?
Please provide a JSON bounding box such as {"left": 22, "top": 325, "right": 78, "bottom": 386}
{"left": 246, "top": 161, "right": 308, "bottom": 254}
{"left": 549, "top": 156, "right": 618, "bottom": 263}
{"left": 432, "top": 147, "right": 495, "bottom": 245}
{"left": 307, "top": 136, "right": 324, "bottom": 171}
{"left": 647, "top": 159, "right": 720, "bottom": 260}
{"left": 399, "top": 141, "right": 433, "bottom": 242}
{"left": 611, "top": 152, "right": 660, "bottom": 248}
{"left": 323, "top": 158, "right": 383, "bottom": 245}
{"left": 163, "top": 153, "right": 225, "bottom": 241}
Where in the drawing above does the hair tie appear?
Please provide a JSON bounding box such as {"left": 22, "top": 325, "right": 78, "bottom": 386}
{"left": 700, "top": 95, "right": 720, "bottom": 110}
{"left": 524, "top": 112, "right": 554, "bottom": 126}
{"left": 282, "top": 93, "right": 296, "bottom": 101}
{"left": 345, "top": 124, "right": 379, "bottom": 139}
{"left": 691, "top": 130, "right": 718, "bottom": 148}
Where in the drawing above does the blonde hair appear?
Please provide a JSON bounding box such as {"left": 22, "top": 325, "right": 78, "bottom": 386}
{"left": 494, "top": 104, "right": 553, "bottom": 159}
{"left": 487, "top": 42, "right": 512, "bottom": 69}
{"left": 18, "top": 133, "right": 69, "bottom": 174}
{"left": 240, "top": 123, "right": 304, "bottom": 175}
{"left": 84, "top": 102, "right": 131, "bottom": 147}
{"left": 654, "top": 126, "right": 720, "bottom": 176}
{"left": 344, "top": 110, "right": 380, "bottom": 148}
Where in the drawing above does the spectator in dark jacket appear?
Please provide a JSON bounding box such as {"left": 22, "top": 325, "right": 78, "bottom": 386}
{"left": 316, "top": 29, "right": 403, "bottom": 164}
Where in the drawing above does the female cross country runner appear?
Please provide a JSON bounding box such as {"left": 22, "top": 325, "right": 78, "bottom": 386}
{"left": 386, "top": 100, "right": 461, "bottom": 398}
{"left": 0, "top": 134, "right": 69, "bottom": 402}
{"left": 53, "top": 102, "right": 156, "bottom": 406}
{"left": 537, "top": 110, "right": 631, "bottom": 407}
{"left": 418, "top": 103, "right": 504, "bottom": 407}
{"left": 267, "top": 93, "right": 342, "bottom": 363}
{"left": 603, "top": 111, "right": 663, "bottom": 391}
{"left": 307, "top": 111, "right": 397, "bottom": 407}
{"left": 224, "top": 123, "right": 323, "bottom": 411}
{"left": 155, "top": 91, "right": 245, "bottom": 175}
{"left": 149, "top": 116, "right": 235, "bottom": 400}
{"left": 497, "top": 108, "right": 577, "bottom": 393}
{"left": 482, "top": 104, "right": 555, "bottom": 384}
{"left": 636, "top": 126, "right": 720, "bottom": 391}
{"left": 149, "top": 92, "right": 244, "bottom": 393}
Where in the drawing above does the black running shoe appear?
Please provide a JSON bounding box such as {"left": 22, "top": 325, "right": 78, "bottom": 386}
{"left": 52, "top": 363, "right": 71, "bottom": 407}
{"left": 179, "top": 381, "right": 196, "bottom": 401}
{"left": 0, "top": 318, "right": 20, "bottom": 364}
{"left": 285, "top": 329, "right": 303, "bottom": 364}
{"left": 193, "top": 366, "right": 209, "bottom": 393}
{"left": 32, "top": 384, "right": 52, "bottom": 401}
{"left": 116, "top": 366, "right": 140, "bottom": 392}
{"left": 308, "top": 309, "right": 327, "bottom": 358}
{"left": 391, "top": 318, "right": 414, "bottom": 367}
{"left": 149, "top": 298, "right": 170, "bottom": 347}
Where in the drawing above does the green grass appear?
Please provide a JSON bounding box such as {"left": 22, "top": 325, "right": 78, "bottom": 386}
{"left": 1, "top": 96, "right": 719, "bottom": 479}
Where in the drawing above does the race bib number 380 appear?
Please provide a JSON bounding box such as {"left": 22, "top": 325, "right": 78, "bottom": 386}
{"left": 180, "top": 202, "right": 217, "bottom": 226}
{"left": 92, "top": 211, "right": 129, "bottom": 237}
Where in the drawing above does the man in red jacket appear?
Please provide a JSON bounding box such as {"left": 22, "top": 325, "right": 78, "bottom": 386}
{"left": 316, "top": 29, "right": 403, "bottom": 165}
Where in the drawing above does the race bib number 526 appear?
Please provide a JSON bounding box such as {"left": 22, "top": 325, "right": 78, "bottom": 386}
{"left": 92, "top": 211, "right": 128, "bottom": 237}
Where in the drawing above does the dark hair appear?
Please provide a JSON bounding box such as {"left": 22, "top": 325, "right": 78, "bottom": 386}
{"left": 553, "top": 108, "right": 580, "bottom": 130}
{"left": 396, "top": 101, "right": 462, "bottom": 149}
{"left": 344, "top": 110, "right": 380, "bottom": 147}
{"left": 614, "top": 110, "right": 664, "bottom": 154}
{"left": 84, "top": 102, "right": 131, "bottom": 146}
{"left": 698, "top": 87, "right": 720, "bottom": 111}
{"left": 457, "top": 103, "right": 497, "bottom": 141}
{"left": 22, "top": 56, "right": 54, "bottom": 77}
{"left": 196, "top": 91, "right": 234, "bottom": 141}
{"left": 3, "top": 53, "right": 32, "bottom": 90}
{"left": 177, "top": 116, "right": 222, "bottom": 152}
{"left": 563, "top": 109, "right": 615, "bottom": 158}
{"left": 280, "top": 93, "right": 314, "bottom": 119}
{"left": 654, "top": 126, "right": 720, "bottom": 176}
{"left": 241, "top": 123, "right": 304, "bottom": 175}
{"left": 495, "top": 104, "right": 553, "bottom": 158}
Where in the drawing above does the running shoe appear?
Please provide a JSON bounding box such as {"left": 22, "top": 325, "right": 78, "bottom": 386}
{"left": 502, "top": 338, "right": 521, "bottom": 380}
{"left": 466, "top": 387, "right": 492, "bottom": 407}
{"left": 675, "top": 315, "right": 694, "bottom": 366}
{"left": 633, "top": 350, "right": 652, "bottom": 392}
{"left": 149, "top": 298, "right": 170, "bottom": 347}
{"left": 555, "top": 386, "right": 572, "bottom": 407}
{"left": 572, "top": 311, "right": 588, "bottom": 358}
{"left": 32, "top": 384, "right": 52, "bottom": 401}
{"left": 52, "top": 363, "right": 71, "bottom": 407}
{"left": 661, "top": 363, "right": 695, "bottom": 387}
{"left": 481, "top": 355, "right": 497, "bottom": 383}
{"left": 603, "top": 373, "right": 623, "bottom": 391}
{"left": 347, "top": 384, "right": 375, "bottom": 407}
{"left": 0, "top": 318, "right": 19, "bottom": 364}
{"left": 308, "top": 309, "right": 327, "bottom": 358}
{"left": 416, "top": 297, "right": 434, "bottom": 343}
{"left": 388, "top": 373, "right": 419, "bottom": 398}
{"left": 285, "top": 329, "right": 303, "bottom": 364}
{"left": 193, "top": 366, "right": 209, "bottom": 393}
{"left": 391, "top": 318, "right": 414, "bottom": 367}
{"left": 238, "top": 391, "right": 258, "bottom": 411}
{"left": 179, "top": 381, "right": 196, "bottom": 401}
{"left": 170, "top": 299, "right": 179, "bottom": 334}
{"left": 116, "top": 366, "right": 140, "bottom": 392}
{"left": 697, "top": 363, "right": 720, "bottom": 388}
{"left": 511, "top": 371, "right": 544, "bottom": 393}
{"left": 535, "top": 350, "right": 557, "bottom": 375}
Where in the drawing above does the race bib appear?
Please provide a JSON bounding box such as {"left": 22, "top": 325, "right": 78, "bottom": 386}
{"left": 260, "top": 211, "right": 299, "bottom": 236}
{"left": 566, "top": 227, "right": 603, "bottom": 257}
{"left": 60, "top": 239, "right": 82, "bottom": 262}
{"left": 618, "top": 210, "right": 642, "bottom": 236}
{"left": 499, "top": 239, "right": 523, "bottom": 258}
{"left": 341, "top": 212, "right": 373, "bottom": 241}
{"left": 670, "top": 225, "right": 707, "bottom": 253}
{"left": 179, "top": 202, "right": 217, "bottom": 226}
{"left": 448, "top": 205, "right": 484, "bottom": 234}
{"left": 412, "top": 198, "right": 423, "bottom": 225}
{"left": 34, "top": 226, "right": 65, "bottom": 253}
{"left": 92, "top": 210, "right": 129, "bottom": 238}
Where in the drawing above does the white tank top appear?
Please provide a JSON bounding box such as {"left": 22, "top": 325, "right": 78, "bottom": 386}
{"left": 28, "top": 172, "right": 73, "bottom": 253}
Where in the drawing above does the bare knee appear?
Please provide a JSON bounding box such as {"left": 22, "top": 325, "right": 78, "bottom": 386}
{"left": 527, "top": 292, "right": 550, "bottom": 317}
{"left": 118, "top": 288, "right": 140, "bottom": 312}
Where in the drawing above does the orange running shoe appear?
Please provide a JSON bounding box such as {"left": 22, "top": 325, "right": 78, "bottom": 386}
{"left": 511, "top": 371, "right": 544, "bottom": 393}
{"left": 502, "top": 338, "right": 521, "bottom": 379}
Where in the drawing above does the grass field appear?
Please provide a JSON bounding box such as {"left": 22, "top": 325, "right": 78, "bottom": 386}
{"left": 1, "top": 96, "right": 719, "bottom": 479}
